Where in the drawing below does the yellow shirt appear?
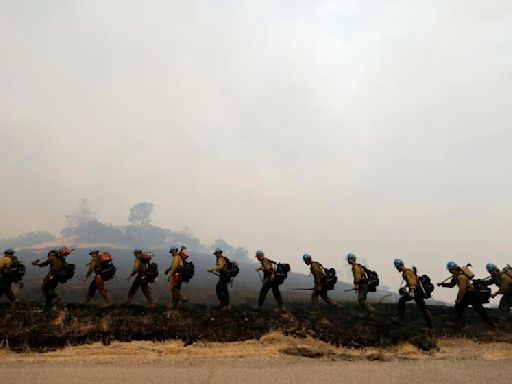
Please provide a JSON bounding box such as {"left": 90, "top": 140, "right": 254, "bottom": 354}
{"left": 168, "top": 255, "right": 184, "bottom": 280}
{"left": 310, "top": 262, "right": 325, "bottom": 285}
{"left": 212, "top": 256, "right": 227, "bottom": 272}
{"left": 0, "top": 256, "right": 13, "bottom": 270}
{"left": 402, "top": 268, "right": 418, "bottom": 291}
{"left": 352, "top": 264, "right": 367, "bottom": 284}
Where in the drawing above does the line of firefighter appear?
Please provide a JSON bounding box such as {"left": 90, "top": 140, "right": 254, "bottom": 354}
{"left": 0, "top": 247, "right": 511, "bottom": 326}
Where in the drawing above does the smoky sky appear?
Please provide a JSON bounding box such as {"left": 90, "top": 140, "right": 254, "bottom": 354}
{"left": 1, "top": 1, "right": 511, "bottom": 298}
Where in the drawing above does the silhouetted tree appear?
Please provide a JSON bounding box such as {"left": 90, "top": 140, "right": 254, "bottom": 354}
{"left": 128, "top": 202, "right": 154, "bottom": 228}
{"left": 62, "top": 199, "right": 97, "bottom": 236}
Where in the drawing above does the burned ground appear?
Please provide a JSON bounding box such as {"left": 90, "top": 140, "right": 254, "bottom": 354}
{"left": 0, "top": 302, "right": 510, "bottom": 353}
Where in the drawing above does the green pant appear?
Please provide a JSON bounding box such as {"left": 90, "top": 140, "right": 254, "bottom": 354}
{"left": 499, "top": 293, "right": 512, "bottom": 312}
{"left": 216, "top": 279, "right": 229, "bottom": 306}
{"left": 258, "top": 280, "right": 283, "bottom": 308}
{"left": 311, "top": 287, "right": 336, "bottom": 308}
{"left": 0, "top": 280, "right": 15, "bottom": 303}
{"left": 42, "top": 273, "right": 60, "bottom": 308}
{"left": 357, "top": 283, "right": 375, "bottom": 314}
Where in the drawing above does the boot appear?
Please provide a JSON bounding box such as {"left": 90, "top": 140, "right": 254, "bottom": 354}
{"left": 123, "top": 292, "right": 134, "bottom": 306}
{"left": 80, "top": 296, "right": 92, "bottom": 306}
{"left": 100, "top": 297, "right": 113, "bottom": 309}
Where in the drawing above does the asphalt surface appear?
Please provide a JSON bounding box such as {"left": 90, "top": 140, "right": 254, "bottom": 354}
{"left": 2, "top": 360, "right": 511, "bottom": 384}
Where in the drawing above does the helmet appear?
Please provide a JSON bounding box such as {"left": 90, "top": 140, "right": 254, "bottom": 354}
{"left": 255, "top": 250, "right": 264, "bottom": 257}
{"left": 169, "top": 246, "right": 179, "bottom": 253}
{"left": 486, "top": 263, "right": 497, "bottom": 273}
{"left": 4, "top": 248, "right": 14, "bottom": 255}
{"left": 89, "top": 249, "right": 99, "bottom": 255}
{"left": 213, "top": 248, "right": 223, "bottom": 255}
{"left": 302, "top": 253, "right": 312, "bottom": 262}
{"left": 393, "top": 259, "right": 403, "bottom": 268}
{"left": 446, "top": 261, "right": 458, "bottom": 270}
{"left": 181, "top": 245, "right": 187, "bottom": 251}
{"left": 346, "top": 253, "right": 356, "bottom": 260}
{"left": 134, "top": 249, "right": 143, "bottom": 256}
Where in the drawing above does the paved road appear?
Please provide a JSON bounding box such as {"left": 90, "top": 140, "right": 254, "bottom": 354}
{"left": 2, "top": 360, "right": 511, "bottom": 384}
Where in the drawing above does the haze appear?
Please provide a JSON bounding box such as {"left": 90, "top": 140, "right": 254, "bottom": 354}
{"left": 1, "top": 1, "right": 511, "bottom": 297}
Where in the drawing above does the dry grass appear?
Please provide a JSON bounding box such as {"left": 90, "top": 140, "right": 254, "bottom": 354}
{"left": 1, "top": 332, "right": 511, "bottom": 364}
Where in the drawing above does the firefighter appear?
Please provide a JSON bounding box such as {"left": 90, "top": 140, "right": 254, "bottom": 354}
{"left": 32, "top": 247, "right": 73, "bottom": 311}
{"left": 255, "top": 250, "right": 284, "bottom": 311}
{"left": 0, "top": 249, "right": 17, "bottom": 308}
{"left": 81, "top": 249, "right": 112, "bottom": 308}
{"left": 438, "top": 261, "right": 494, "bottom": 327}
{"left": 124, "top": 249, "right": 154, "bottom": 307}
{"left": 346, "top": 253, "right": 376, "bottom": 316}
{"left": 207, "top": 248, "right": 230, "bottom": 310}
{"left": 485, "top": 263, "right": 512, "bottom": 313}
{"left": 393, "top": 259, "right": 433, "bottom": 328}
{"left": 302, "top": 253, "right": 337, "bottom": 310}
{"left": 166, "top": 246, "right": 188, "bottom": 308}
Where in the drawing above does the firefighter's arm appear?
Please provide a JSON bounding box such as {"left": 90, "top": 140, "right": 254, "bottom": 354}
{"left": 36, "top": 256, "right": 53, "bottom": 267}
{"left": 214, "top": 258, "right": 226, "bottom": 272}
{"left": 0, "top": 258, "right": 9, "bottom": 270}
{"left": 404, "top": 270, "right": 416, "bottom": 293}
{"left": 127, "top": 259, "right": 140, "bottom": 279}
{"left": 353, "top": 265, "right": 362, "bottom": 285}
{"left": 84, "top": 261, "right": 95, "bottom": 280}
{"left": 440, "top": 280, "right": 456, "bottom": 288}
{"left": 497, "top": 274, "right": 512, "bottom": 295}
{"left": 168, "top": 257, "right": 180, "bottom": 281}
{"left": 311, "top": 264, "right": 323, "bottom": 289}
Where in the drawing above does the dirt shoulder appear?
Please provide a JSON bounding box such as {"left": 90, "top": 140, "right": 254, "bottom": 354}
{"left": 1, "top": 332, "right": 512, "bottom": 364}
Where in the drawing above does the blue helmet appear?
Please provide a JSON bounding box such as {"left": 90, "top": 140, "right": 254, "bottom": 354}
{"left": 346, "top": 253, "right": 356, "bottom": 260}
{"left": 4, "top": 248, "right": 14, "bottom": 255}
{"left": 303, "top": 253, "right": 312, "bottom": 262}
{"left": 486, "top": 263, "right": 497, "bottom": 273}
{"left": 393, "top": 259, "right": 403, "bottom": 268}
{"left": 446, "top": 261, "right": 458, "bottom": 270}
{"left": 255, "top": 250, "right": 264, "bottom": 257}
{"left": 169, "top": 246, "right": 179, "bottom": 253}
{"left": 213, "top": 248, "right": 223, "bottom": 255}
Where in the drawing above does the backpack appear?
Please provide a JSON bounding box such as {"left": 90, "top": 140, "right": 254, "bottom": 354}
{"left": 471, "top": 279, "right": 491, "bottom": 303}
{"left": 461, "top": 264, "right": 475, "bottom": 280}
{"left": 145, "top": 262, "right": 159, "bottom": 283}
{"left": 100, "top": 262, "right": 116, "bottom": 281}
{"left": 58, "top": 262, "right": 76, "bottom": 283}
{"left": 361, "top": 265, "right": 379, "bottom": 292}
{"left": 224, "top": 257, "right": 239, "bottom": 279}
{"left": 274, "top": 263, "right": 290, "bottom": 285}
{"left": 181, "top": 261, "right": 195, "bottom": 283}
{"left": 419, "top": 274, "right": 435, "bottom": 298}
{"left": 1, "top": 257, "right": 26, "bottom": 283}
{"left": 320, "top": 266, "right": 338, "bottom": 291}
